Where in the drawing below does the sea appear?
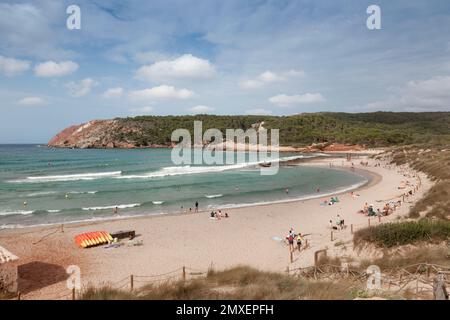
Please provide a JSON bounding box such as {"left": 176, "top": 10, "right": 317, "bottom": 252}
{"left": 0, "top": 145, "right": 368, "bottom": 229}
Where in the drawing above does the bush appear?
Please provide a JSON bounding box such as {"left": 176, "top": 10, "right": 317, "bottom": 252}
{"left": 353, "top": 219, "right": 450, "bottom": 248}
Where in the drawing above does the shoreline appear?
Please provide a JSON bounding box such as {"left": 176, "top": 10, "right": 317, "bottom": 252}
{"left": 0, "top": 155, "right": 377, "bottom": 234}
{"left": 0, "top": 154, "right": 433, "bottom": 299}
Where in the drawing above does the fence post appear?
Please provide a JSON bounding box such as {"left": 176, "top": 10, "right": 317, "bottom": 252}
{"left": 351, "top": 224, "right": 353, "bottom": 234}
{"left": 182, "top": 266, "right": 186, "bottom": 281}
{"left": 330, "top": 230, "right": 333, "bottom": 241}
{"left": 17, "top": 292, "right": 21, "bottom": 300}
{"left": 289, "top": 250, "right": 293, "bottom": 263}
{"left": 130, "top": 275, "right": 134, "bottom": 291}
{"left": 378, "top": 216, "right": 381, "bottom": 223}
{"left": 72, "top": 287, "right": 76, "bottom": 300}
{"left": 368, "top": 218, "right": 371, "bottom": 227}
{"left": 286, "top": 266, "right": 289, "bottom": 274}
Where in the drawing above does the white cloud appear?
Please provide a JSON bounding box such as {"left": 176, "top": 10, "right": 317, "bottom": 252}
{"left": 130, "top": 106, "right": 154, "bottom": 115}
{"left": 101, "top": 87, "right": 124, "bottom": 99}
{"left": 269, "top": 93, "right": 325, "bottom": 107}
{"left": 364, "top": 75, "right": 450, "bottom": 111}
{"left": 135, "top": 54, "right": 216, "bottom": 81}
{"left": 18, "top": 96, "right": 46, "bottom": 106}
{"left": 188, "top": 105, "right": 214, "bottom": 113}
{"left": 239, "top": 79, "right": 265, "bottom": 89}
{"left": 239, "top": 69, "right": 305, "bottom": 89}
{"left": 245, "top": 108, "right": 272, "bottom": 115}
{"left": 34, "top": 60, "right": 78, "bottom": 77}
{"left": 66, "top": 78, "right": 98, "bottom": 97}
{"left": 129, "top": 85, "right": 194, "bottom": 101}
{"left": 0, "top": 55, "right": 31, "bottom": 76}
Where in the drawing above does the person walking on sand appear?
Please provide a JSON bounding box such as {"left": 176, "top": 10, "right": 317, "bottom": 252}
{"left": 296, "top": 233, "right": 303, "bottom": 252}
{"left": 195, "top": 201, "right": 199, "bottom": 212}
{"left": 287, "top": 233, "right": 294, "bottom": 251}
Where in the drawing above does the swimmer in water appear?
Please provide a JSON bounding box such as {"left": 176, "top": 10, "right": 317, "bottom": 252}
{"left": 23, "top": 201, "right": 27, "bottom": 206}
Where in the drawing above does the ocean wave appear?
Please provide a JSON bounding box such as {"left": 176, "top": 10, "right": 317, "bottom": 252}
{"left": 27, "top": 191, "right": 58, "bottom": 197}
{"left": 9, "top": 171, "right": 122, "bottom": 183}
{"left": 117, "top": 155, "right": 309, "bottom": 180}
{"left": 207, "top": 180, "right": 369, "bottom": 210}
{"left": 82, "top": 203, "right": 141, "bottom": 211}
{"left": 68, "top": 191, "right": 98, "bottom": 194}
{"left": 152, "top": 201, "right": 164, "bottom": 205}
{"left": 205, "top": 194, "right": 223, "bottom": 199}
{"left": 0, "top": 210, "right": 34, "bottom": 216}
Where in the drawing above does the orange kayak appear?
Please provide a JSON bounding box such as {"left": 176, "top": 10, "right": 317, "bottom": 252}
{"left": 74, "top": 231, "right": 113, "bottom": 248}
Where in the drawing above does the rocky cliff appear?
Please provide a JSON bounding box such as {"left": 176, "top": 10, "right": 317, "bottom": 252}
{"left": 48, "top": 120, "right": 151, "bottom": 149}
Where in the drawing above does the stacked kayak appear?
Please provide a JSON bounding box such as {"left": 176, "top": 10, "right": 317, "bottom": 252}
{"left": 75, "top": 231, "right": 113, "bottom": 248}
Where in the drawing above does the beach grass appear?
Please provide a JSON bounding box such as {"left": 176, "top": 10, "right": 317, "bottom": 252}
{"left": 388, "top": 147, "right": 450, "bottom": 220}
{"left": 353, "top": 219, "right": 450, "bottom": 248}
{"left": 80, "top": 266, "right": 362, "bottom": 300}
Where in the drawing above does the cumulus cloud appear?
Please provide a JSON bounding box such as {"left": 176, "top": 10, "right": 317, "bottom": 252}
{"left": 130, "top": 106, "right": 154, "bottom": 115}
{"left": 135, "top": 54, "right": 216, "bottom": 81}
{"left": 0, "top": 55, "right": 31, "bottom": 76}
{"left": 188, "top": 105, "right": 214, "bottom": 113}
{"left": 245, "top": 108, "right": 272, "bottom": 115}
{"left": 239, "top": 69, "right": 305, "bottom": 89}
{"left": 269, "top": 93, "right": 325, "bottom": 107}
{"left": 34, "top": 60, "right": 78, "bottom": 77}
{"left": 66, "top": 78, "right": 98, "bottom": 97}
{"left": 18, "top": 96, "right": 46, "bottom": 106}
{"left": 101, "top": 87, "right": 124, "bottom": 99}
{"left": 129, "top": 85, "right": 194, "bottom": 101}
{"left": 363, "top": 75, "right": 450, "bottom": 111}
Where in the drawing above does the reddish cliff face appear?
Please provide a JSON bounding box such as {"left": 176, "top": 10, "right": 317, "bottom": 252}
{"left": 48, "top": 120, "right": 137, "bottom": 148}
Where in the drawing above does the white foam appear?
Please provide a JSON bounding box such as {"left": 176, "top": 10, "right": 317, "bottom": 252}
{"left": 117, "top": 155, "right": 310, "bottom": 180}
{"left": 0, "top": 210, "right": 34, "bottom": 216}
{"left": 27, "top": 191, "right": 58, "bottom": 197}
{"left": 68, "top": 191, "right": 98, "bottom": 194}
{"left": 205, "top": 194, "right": 223, "bottom": 199}
{"left": 152, "top": 201, "right": 164, "bottom": 205}
{"left": 10, "top": 171, "right": 122, "bottom": 183}
{"left": 47, "top": 209, "right": 61, "bottom": 213}
{"left": 82, "top": 203, "right": 141, "bottom": 211}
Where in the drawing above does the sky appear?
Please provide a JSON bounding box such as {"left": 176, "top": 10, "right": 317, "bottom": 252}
{"left": 1, "top": 0, "right": 450, "bottom": 143}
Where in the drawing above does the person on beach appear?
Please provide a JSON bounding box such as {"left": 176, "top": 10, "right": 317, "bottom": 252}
{"left": 285, "top": 188, "right": 289, "bottom": 194}
{"left": 195, "top": 201, "right": 199, "bottom": 212}
{"left": 113, "top": 206, "right": 118, "bottom": 214}
{"left": 225, "top": 212, "right": 229, "bottom": 218}
{"left": 296, "top": 233, "right": 303, "bottom": 251}
{"left": 287, "top": 234, "right": 294, "bottom": 251}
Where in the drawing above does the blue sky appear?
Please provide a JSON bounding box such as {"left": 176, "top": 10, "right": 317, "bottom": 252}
{"left": 1, "top": 0, "right": 450, "bottom": 143}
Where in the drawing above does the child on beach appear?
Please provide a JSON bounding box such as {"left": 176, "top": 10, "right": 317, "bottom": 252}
{"left": 296, "top": 233, "right": 303, "bottom": 251}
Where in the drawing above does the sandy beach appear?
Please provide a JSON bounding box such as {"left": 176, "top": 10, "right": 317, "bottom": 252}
{"left": 0, "top": 154, "right": 433, "bottom": 299}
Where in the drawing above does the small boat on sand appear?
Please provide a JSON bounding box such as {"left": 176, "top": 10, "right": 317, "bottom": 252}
{"left": 259, "top": 162, "right": 272, "bottom": 167}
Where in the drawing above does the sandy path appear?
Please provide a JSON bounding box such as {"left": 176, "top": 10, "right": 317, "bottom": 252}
{"left": 0, "top": 155, "right": 432, "bottom": 299}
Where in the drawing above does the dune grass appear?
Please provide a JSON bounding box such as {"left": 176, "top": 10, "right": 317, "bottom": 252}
{"left": 80, "top": 266, "right": 362, "bottom": 300}
{"left": 354, "top": 219, "right": 450, "bottom": 248}
{"left": 387, "top": 147, "right": 450, "bottom": 219}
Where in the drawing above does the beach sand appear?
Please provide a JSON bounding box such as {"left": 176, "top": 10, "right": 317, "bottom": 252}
{"left": 0, "top": 155, "right": 433, "bottom": 299}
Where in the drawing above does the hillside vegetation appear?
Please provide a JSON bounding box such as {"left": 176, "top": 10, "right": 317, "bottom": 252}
{"left": 116, "top": 112, "right": 450, "bottom": 147}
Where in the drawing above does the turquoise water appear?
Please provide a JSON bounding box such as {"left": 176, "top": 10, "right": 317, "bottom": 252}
{"left": 0, "top": 145, "right": 367, "bottom": 228}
